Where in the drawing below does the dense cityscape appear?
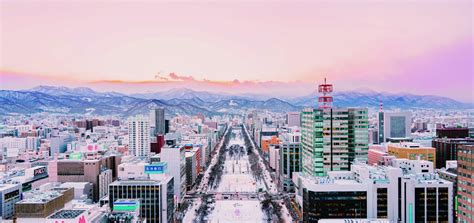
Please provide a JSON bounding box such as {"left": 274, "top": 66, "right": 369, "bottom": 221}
{"left": 0, "top": 79, "right": 472, "bottom": 222}
{"left": 1, "top": 1, "right": 473, "bottom": 222}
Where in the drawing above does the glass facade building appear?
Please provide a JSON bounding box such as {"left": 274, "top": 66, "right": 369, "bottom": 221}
{"left": 301, "top": 108, "right": 368, "bottom": 176}
{"left": 279, "top": 142, "right": 301, "bottom": 192}
{"left": 302, "top": 190, "right": 367, "bottom": 222}
{"left": 377, "top": 111, "right": 411, "bottom": 143}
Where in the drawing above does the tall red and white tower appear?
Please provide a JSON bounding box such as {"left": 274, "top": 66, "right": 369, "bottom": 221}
{"left": 318, "top": 78, "right": 333, "bottom": 109}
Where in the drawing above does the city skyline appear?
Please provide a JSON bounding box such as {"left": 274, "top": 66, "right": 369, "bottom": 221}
{"left": 0, "top": 1, "right": 473, "bottom": 222}
{"left": 1, "top": 1, "right": 473, "bottom": 102}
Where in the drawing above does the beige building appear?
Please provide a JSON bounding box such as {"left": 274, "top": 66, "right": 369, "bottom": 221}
{"left": 387, "top": 142, "right": 436, "bottom": 167}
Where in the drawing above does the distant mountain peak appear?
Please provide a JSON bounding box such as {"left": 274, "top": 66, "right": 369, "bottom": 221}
{"left": 29, "top": 85, "right": 124, "bottom": 97}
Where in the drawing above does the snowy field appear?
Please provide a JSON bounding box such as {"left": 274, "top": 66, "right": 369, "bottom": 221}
{"left": 217, "top": 174, "right": 261, "bottom": 193}
{"left": 216, "top": 146, "right": 265, "bottom": 192}
{"left": 184, "top": 127, "right": 269, "bottom": 222}
{"left": 209, "top": 200, "right": 264, "bottom": 223}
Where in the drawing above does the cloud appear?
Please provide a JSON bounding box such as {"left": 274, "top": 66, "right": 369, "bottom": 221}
{"left": 168, "top": 72, "right": 195, "bottom": 81}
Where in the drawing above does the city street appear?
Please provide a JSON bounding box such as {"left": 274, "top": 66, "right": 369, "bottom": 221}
{"left": 184, "top": 125, "right": 293, "bottom": 222}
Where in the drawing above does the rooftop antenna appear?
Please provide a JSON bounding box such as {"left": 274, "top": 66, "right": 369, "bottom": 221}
{"left": 318, "top": 77, "right": 333, "bottom": 109}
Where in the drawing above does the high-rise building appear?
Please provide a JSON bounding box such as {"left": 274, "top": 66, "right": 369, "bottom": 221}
{"left": 279, "top": 132, "right": 301, "bottom": 192}
{"left": 377, "top": 111, "right": 412, "bottom": 143}
{"left": 109, "top": 177, "right": 174, "bottom": 223}
{"left": 185, "top": 150, "right": 197, "bottom": 190}
{"left": 301, "top": 107, "right": 369, "bottom": 176}
{"left": 432, "top": 138, "right": 474, "bottom": 168}
{"left": 432, "top": 127, "right": 473, "bottom": 168}
{"left": 160, "top": 145, "right": 186, "bottom": 203}
{"left": 436, "top": 127, "right": 470, "bottom": 138}
{"left": 457, "top": 144, "right": 473, "bottom": 222}
{"left": 128, "top": 116, "right": 150, "bottom": 157}
{"left": 150, "top": 108, "right": 165, "bottom": 136}
{"left": 436, "top": 161, "right": 458, "bottom": 222}
{"left": 286, "top": 112, "right": 301, "bottom": 127}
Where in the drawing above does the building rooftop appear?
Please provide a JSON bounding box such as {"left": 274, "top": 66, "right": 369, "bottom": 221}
{"left": 48, "top": 210, "right": 85, "bottom": 219}
{"left": 110, "top": 178, "right": 171, "bottom": 186}
{"left": 0, "top": 183, "right": 19, "bottom": 192}
{"left": 437, "top": 168, "right": 458, "bottom": 176}
{"left": 18, "top": 186, "right": 70, "bottom": 204}
{"left": 389, "top": 142, "right": 434, "bottom": 149}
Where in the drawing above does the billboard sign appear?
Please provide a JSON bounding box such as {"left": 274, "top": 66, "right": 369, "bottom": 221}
{"left": 33, "top": 166, "right": 47, "bottom": 177}
{"left": 69, "top": 152, "right": 83, "bottom": 160}
{"left": 144, "top": 162, "right": 167, "bottom": 174}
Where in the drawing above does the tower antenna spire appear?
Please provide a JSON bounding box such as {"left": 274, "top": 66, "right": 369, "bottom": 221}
{"left": 318, "top": 77, "right": 333, "bottom": 109}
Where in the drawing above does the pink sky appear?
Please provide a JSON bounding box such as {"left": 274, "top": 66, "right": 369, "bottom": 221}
{"left": 0, "top": 1, "right": 472, "bottom": 101}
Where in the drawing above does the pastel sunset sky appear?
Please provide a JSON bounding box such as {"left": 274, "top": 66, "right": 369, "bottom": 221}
{"left": 0, "top": 0, "right": 473, "bottom": 101}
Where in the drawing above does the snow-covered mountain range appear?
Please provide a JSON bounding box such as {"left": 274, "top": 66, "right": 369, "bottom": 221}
{"left": 0, "top": 86, "right": 471, "bottom": 116}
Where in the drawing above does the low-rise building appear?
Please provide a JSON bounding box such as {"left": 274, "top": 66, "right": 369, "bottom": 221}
{"left": 294, "top": 159, "right": 453, "bottom": 222}
{"left": 387, "top": 142, "right": 436, "bottom": 167}
{"left": 0, "top": 183, "right": 21, "bottom": 219}
{"left": 15, "top": 184, "right": 74, "bottom": 220}
{"left": 109, "top": 177, "right": 174, "bottom": 223}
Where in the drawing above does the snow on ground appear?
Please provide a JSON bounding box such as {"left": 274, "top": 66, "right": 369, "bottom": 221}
{"left": 196, "top": 125, "right": 231, "bottom": 191}
{"left": 242, "top": 124, "right": 294, "bottom": 222}
{"left": 184, "top": 126, "right": 274, "bottom": 222}
{"left": 217, "top": 174, "right": 260, "bottom": 193}
{"left": 182, "top": 199, "right": 201, "bottom": 223}
{"left": 216, "top": 149, "right": 265, "bottom": 192}
{"left": 209, "top": 200, "right": 264, "bottom": 223}
{"left": 183, "top": 125, "right": 230, "bottom": 221}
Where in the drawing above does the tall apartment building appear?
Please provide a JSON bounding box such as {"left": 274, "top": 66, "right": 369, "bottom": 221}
{"left": 301, "top": 107, "right": 368, "bottom": 176}
{"left": 150, "top": 107, "right": 165, "bottom": 136}
{"left": 185, "top": 150, "right": 197, "bottom": 190}
{"left": 160, "top": 145, "right": 186, "bottom": 203}
{"left": 458, "top": 145, "right": 473, "bottom": 222}
{"left": 109, "top": 177, "right": 174, "bottom": 223}
{"left": 279, "top": 132, "right": 301, "bottom": 192}
{"left": 128, "top": 116, "right": 150, "bottom": 157}
{"left": 377, "top": 111, "right": 412, "bottom": 144}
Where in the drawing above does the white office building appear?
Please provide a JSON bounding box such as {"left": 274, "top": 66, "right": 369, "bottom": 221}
{"left": 378, "top": 111, "right": 412, "bottom": 143}
{"left": 128, "top": 116, "right": 150, "bottom": 157}
{"left": 160, "top": 145, "right": 186, "bottom": 203}
{"left": 294, "top": 159, "right": 453, "bottom": 222}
